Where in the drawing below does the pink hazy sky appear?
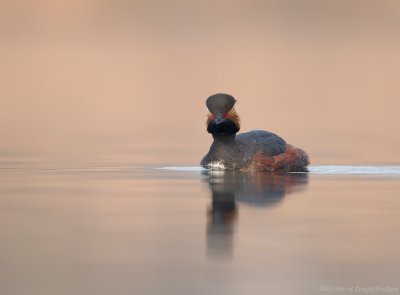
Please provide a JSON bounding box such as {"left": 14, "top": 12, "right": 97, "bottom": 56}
{"left": 1, "top": 0, "right": 399, "bottom": 164}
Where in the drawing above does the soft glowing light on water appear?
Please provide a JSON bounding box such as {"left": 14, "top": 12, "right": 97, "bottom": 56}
{"left": 159, "top": 165, "right": 400, "bottom": 175}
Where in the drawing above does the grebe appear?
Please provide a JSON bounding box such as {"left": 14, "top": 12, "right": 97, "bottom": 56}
{"left": 201, "top": 93, "right": 309, "bottom": 172}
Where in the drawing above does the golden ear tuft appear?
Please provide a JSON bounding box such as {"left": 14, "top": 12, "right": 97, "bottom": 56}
{"left": 206, "top": 112, "right": 214, "bottom": 126}
{"left": 228, "top": 107, "right": 241, "bottom": 128}
{"left": 205, "top": 108, "right": 240, "bottom": 129}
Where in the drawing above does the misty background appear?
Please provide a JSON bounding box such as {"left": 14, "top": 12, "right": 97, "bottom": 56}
{"left": 1, "top": 0, "right": 399, "bottom": 165}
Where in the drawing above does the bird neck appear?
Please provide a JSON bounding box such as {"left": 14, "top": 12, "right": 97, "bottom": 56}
{"left": 212, "top": 134, "right": 236, "bottom": 146}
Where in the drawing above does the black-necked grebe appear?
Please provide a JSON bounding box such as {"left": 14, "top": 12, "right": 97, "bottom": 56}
{"left": 201, "top": 93, "right": 310, "bottom": 172}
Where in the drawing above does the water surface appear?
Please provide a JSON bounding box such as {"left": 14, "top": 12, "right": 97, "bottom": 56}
{"left": 0, "top": 164, "right": 399, "bottom": 295}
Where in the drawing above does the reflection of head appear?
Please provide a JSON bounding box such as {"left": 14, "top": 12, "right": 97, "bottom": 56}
{"left": 206, "top": 191, "right": 237, "bottom": 259}
{"left": 204, "top": 171, "right": 308, "bottom": 259}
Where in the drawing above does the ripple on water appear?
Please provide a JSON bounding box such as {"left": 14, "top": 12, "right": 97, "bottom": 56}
{"left": 158, "top": 165, "right": 400, "bottom": 175}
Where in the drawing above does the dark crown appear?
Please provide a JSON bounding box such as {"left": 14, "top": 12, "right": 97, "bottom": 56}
{"left": 206, "top": 93, "right": 236, "bottom": 115}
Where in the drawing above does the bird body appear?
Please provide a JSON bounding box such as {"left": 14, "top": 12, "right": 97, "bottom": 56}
{"left": 201, "top": 94, "right": 309, "bottom": 172}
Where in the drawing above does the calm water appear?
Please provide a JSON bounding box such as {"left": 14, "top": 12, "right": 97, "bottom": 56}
{"left": 0, "top": 163, "right": 399, "bottom": 295}
{"left": 2, "top": 2, "right": 400, "bottom": 294}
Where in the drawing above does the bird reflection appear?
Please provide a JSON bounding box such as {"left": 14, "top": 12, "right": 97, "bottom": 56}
{"left": 204, "top": 171, "right": 308, "bottom": 259}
